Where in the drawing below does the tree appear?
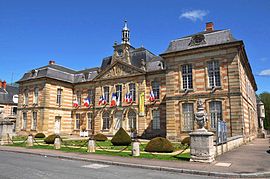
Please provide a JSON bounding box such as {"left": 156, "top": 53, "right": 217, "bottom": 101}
{"left": 259, "top": 92, "right": 270, "bottom": 130}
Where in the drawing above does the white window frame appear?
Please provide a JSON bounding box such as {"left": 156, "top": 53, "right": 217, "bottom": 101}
{"left": 182, "top": 103, "right": 194, "bottom": 131}
{"left": 103, "top": 86, "right": 110, "bottom": 103}
{"left": 56, "top": 88, "right": 62, "bottom": 106}
{"left": 87, "top": 113, "right": 93, "bottom": 130}
{"left": 22, "top": 112, "right": 27, "bottom": 130}
{"left": 75, "top": 114, "right": 80, "bottom": 130}
{"left": 152, "top": 109, "right": 160, "bottom": 130}
{"left": 208, "top": 61, "right": 221, "bottom": 88}
{"left": 152, "top": 81, "right": 160, "bottom": 100}
{"left": 209, "top": 101, "right": 222, "bottom": 129}
{"left": 129, "top": 83, "right": 136, "bottom": 102}
{"left": 34, "top": 87, "right": 39, "bottom": 104}
{"left": 24, "top": 89, "right": 29, "bottom": 105}
{"left": 128, "top": 110, "right": 137, "bottom": 129}
{"left": 182, "top": 64, "right": 193, "bottom": 90}
{"left": 116, "top": 84, "right": 122, "bottom": 106}
{"left": 102, "top": 111, "right": 110, "bottom": 130}
{"left": 32, "top": 112, "right": 37, "bottom": 130}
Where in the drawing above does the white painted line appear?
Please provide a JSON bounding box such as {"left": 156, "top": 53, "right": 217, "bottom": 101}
{"left": 215, "top": 162, "right": 232, "bottom": 167}
{"left": 82, "top": 164, "right": 110, "bottom": 169}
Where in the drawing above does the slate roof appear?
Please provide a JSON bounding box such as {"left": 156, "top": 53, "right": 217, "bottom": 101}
{"left": 100, "top": 47, "right": 164, "bottom": 72}
{"left": 163, "top": 29, "right": 238, "bottom": 54}
{"left": 0, "top": 85, "right": 19, "bottom": 105}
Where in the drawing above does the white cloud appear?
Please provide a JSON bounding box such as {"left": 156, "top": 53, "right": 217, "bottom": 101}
{"left": 180, "top": 10, "right": 209, "bottom": 22}
{"left": 259, "top": 69, "right": 270, "bottom": 76}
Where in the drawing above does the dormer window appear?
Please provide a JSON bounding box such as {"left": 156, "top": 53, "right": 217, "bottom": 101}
{"left": 31, "top": 69, "right": 38, "bottom": 77}
{"left": 189, "top": 34, "right": 206, "bottom": 46}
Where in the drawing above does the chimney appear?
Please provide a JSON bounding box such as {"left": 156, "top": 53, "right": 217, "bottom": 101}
{"left": 2, "top": 80, "right": 6, "bottom": 89}
{"left": 206, "top": 22, "right": 214, "bottom": 32}
{"left": 0, "top": 80, "right": 2, "bottom": 88}
{"left": 49, "top": 60, "right": 55, "bottom": 65}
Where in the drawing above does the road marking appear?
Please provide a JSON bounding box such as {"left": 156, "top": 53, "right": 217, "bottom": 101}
{"left": 215, "top": 162, "right": 232, "bottom": 167}
{"left": 82, "top": 164, "right": 110, "bottom": 169}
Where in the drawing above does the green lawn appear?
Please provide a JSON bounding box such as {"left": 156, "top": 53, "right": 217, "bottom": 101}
{"left": 7, "top": 140, "right": 190, "bottom": 161}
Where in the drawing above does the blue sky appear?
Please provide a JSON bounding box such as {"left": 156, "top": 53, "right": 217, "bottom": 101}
{"left": 0, "top": 0, "right": 269, "bottom": 93}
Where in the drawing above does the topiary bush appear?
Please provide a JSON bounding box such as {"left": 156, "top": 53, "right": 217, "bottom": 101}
{"left": 181, "top": 137, "right": 190, "bottom": 146}
{"left": 44, "top": 134, "right": 57, "bottom": 144}
{"left": 145, "top": 137, "right": 174, "bottom": 153}
{"left": 111, "top": 127, "right": 132, "bottom": 146}
{"left": 35, "top": 133, "right": 46, "bottom": 138}
{"left": 94, "top": 133, "right": 108, "bottom": 141}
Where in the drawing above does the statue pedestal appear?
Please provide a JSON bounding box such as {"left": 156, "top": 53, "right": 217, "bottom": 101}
{"left": 189, "top": 129, "right": 215, "bottom": 163}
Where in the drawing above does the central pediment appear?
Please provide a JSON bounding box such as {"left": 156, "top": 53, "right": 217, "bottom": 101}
{"left": 94, "top": 60, "right": 145, "bottom": 80}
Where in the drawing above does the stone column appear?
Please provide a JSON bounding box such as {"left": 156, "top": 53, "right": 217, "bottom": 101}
{"left": 189, "top": 129, "right": 215, "bottom": 163}
{"left": 132, "top": 140, "right": 140, "bottom": 156}
{"left": 26, "top": 135, "right": 34, "bottom": 147}
{"left": 88, "top": 139, "right": 96, "bottom": 153}
{"left": 54, "top": 136, "right": 61, "bottom": 149}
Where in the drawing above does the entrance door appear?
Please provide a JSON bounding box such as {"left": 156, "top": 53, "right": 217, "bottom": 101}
{"left": 114, "top": 111, "right": 122, "bottom": 134}
{"left": 54, "top": 116, "right": 61, "bottom": 134}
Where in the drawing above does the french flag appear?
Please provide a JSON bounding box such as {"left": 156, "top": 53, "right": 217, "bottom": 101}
{"left": 73, "top": 100, "right": 79, "bottom": 107}
{"left": 149, "top": 90, "right": 155, "bottom": 102}
{"left": 111, "top": 93, "right": 117, "bottom": 107}
{"left": 83, "top": 97, "right": 90, "bottom": 107}
{"left": 99, "top": 95, "right": 106, "bottom": 105}
{"left": 125, "top": 93, "right": 132, "bottom": 103}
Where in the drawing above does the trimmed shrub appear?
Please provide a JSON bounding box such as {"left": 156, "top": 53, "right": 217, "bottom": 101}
{"left": 35, "top": 133, "right": 46, "bottom": 138}
{"left": 145, "top": 137, "right": 174, "bottom": 153}
{"left": 181, "top": 137, "right": 190, "bottom": 146}
{"left": 111, "top": 127, "right": 132, "bottom": 146}
{"left": 44, "top": 134, "right": 57, "bottom": 144}
{"left": 94, "top": 133, "right": 108, "bottom": 141}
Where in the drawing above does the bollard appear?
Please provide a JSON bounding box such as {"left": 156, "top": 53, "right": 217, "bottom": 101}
{"left": 87, "top": 139, "right": 96, "bottom": 153}
{"left": 132, "top": 140, "right": 140, "bottom": 157}
{"left": 54, "top": 136, "right": 61, "bottom": 149}
{"left": 26, "top": 135, "right": 33, "bottom": 147}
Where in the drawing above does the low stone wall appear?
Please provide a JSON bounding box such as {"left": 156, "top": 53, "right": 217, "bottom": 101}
{"left": 215, "top": 135, "right": 244, "bottom": 156}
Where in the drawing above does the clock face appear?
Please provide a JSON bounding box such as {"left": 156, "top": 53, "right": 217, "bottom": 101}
{"left": 118, "top": 49, "right": 123, "bottom": 56}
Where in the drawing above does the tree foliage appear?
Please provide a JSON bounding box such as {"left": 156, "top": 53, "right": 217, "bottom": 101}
{"left": 259, "top": 92, "right": 270, "bottom": 130}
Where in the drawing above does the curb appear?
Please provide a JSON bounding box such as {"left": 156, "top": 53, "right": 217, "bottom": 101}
{"left": 1, "top": 148, "right": 270, "bottom": 178}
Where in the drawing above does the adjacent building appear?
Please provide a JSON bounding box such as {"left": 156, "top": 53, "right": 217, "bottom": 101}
{"left": 0, "top": 80, "right": 19, "bottom": 133}
{"left": 16, "top": 22, "right": 258, "bottom": 141}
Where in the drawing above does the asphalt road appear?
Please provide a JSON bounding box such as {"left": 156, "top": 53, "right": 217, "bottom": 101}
{"left": 0, "top": 151, "right": 221, "bottom": 179}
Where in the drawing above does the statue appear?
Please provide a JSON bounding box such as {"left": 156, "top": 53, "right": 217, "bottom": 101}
{"left": 195, "top": 99, "right": 207, "bottom": 130}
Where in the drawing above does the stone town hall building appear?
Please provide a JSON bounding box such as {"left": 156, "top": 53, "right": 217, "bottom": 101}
{"left": 16, "top": 22, "right": 258, "bottom": 141}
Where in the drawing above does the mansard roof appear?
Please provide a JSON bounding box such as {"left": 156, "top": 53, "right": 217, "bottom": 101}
{"left": 163, "top": 29, "right": 238, "bottom": 54}
{"left": 17, "top": 46, "right": 164, "bottom": 84}
{"left": 0, "top": 84, "right": 19, "bottom": 105}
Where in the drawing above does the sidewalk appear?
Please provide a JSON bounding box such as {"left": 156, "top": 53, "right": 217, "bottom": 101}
{"left": 0, "top": 138, "right": 269, "bottom": 178}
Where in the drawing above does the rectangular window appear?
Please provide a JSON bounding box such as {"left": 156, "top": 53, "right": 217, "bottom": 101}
{"left": 77, "top": 91, "right": 81, "bottom": 106}
{"left": 152, "top": 81, "right": 160, "bottom": 100}
{"left": 75, "top": 114, "right": 80, "bottom": 130}
{"left": 116, "top": 84, "right": 122, "bottom": 106}
{"left": 209, "top": 101, "right": 222, "bottom": 129}
{"left": 129, "top": 83, "right": 136, "bottom": 102}
{"left": 11, "top": 107, "right": 17, "bottom": 116}
{"left": 34, "top": 87, "right": 39, "bottom": 104}
{"left": 22, "top": 112, "right": 27, "bottom": 130}
{"left": 32, "top": 112, "right": 37, "bottom": 130}
{"left": 208, "top": 61, "right": 221, "bottom": 87}
{"left": 87, "top": 113, "right": 93, "bottom": 130}
{"left": 182, "top": 103, "right": 194, "bottom": 131}
{"left": 104, "top": 86, "right": 109, "bottom": 103}
{"left": 88, "top": 89, "right": 95, "bottom": 105}
{"left": 182, "top": 64, "right": 193, "bottom": 89}
{"left": 24, "top": 90, "right": 29, "bottom": 105}
{"left": 56, "top": 88, "right": 62, "bottom": 106}
{"left": 152, "top": 109, "right": 160, "bottom": 129}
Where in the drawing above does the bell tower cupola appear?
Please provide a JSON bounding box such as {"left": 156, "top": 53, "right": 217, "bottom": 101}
{"left": 122, "top": 20, "right": 130, "bottom": 45}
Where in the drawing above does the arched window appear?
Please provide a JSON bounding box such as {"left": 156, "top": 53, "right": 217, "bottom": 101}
{"left": 128, "top": 110, "right": 136, "bottom": 129}
{"left": 102, "top": 111, "right": 110, "bottom": 130}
